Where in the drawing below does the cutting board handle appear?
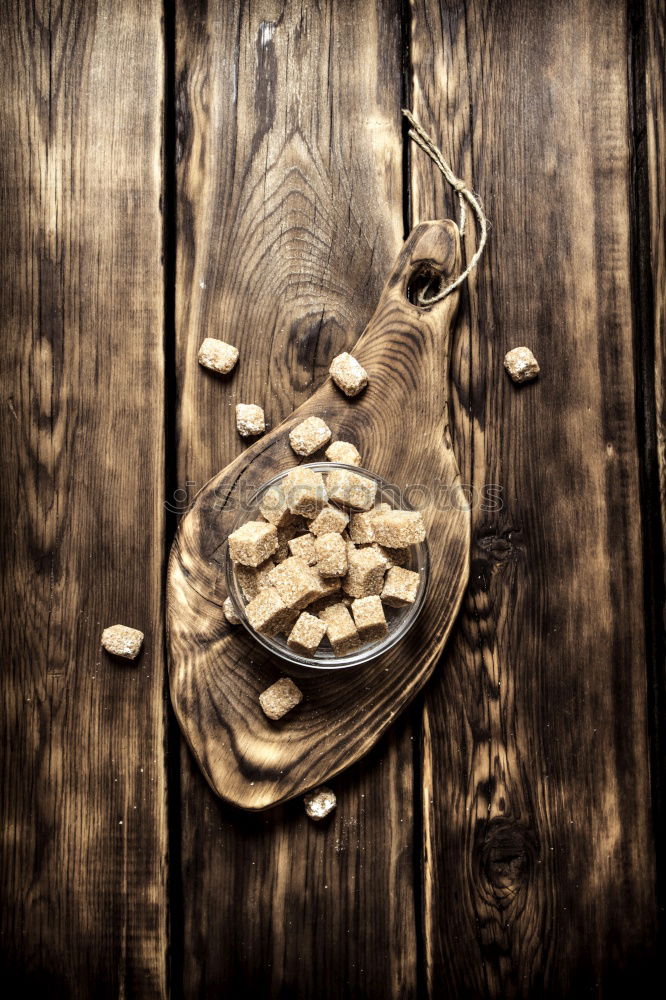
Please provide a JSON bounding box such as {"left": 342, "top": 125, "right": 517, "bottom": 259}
{"left": 383, "top": 219, "right": 460, "bottom": 309}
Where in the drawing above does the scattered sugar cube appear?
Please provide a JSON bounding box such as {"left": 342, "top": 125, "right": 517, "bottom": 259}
{"left": 318, "top": 603, "right": 361, "bottom": 655}
{"left": 101, "top": 624, "right": 144, "bottom": 660}
{"left": 283, "top": 467, "right": 328, "bottom": 517}
{"left": 304, "top": 786, "right": 337, "bottom": 820}
{"left": 236, "top": 403, "right": 266, "bottom": 437}
{"left": 504, "top": 346, "right": 540, "bottom": 384}
{"left": 315, "top": 532, "right": 348, "bottom": 578}
{"left": 259, "top": 486, "right": 294, "bottom": 528}
{"left": 381, "top": 566, "right": 421, "bottom": 607}
{"left": 245, "top": 587, "right": 293, "bottom": 636}
{"left": 228, "top": 520, "right": 278, "bottom": 567}
{"left": 288, "top": 533, "right": 317, "bottom": 565}
{"left": 326, "top": 469, "right": 376, "bottom": 510}
{"left": 287, "top": 612, "right": 328, "bottom": 656}
{"left": 329, "top": 352, "right": 368, "bottom": 397}
{"left": 289, "top": 416, "right": 332, "bottom": 456}
{"left": 259, "top": 677, "right": 303, "bottom": 720}
{"left": 235, "top": 558, "right": 275, "bottom": 600}
{"left": 268, "top": 557, "right": 321, "bottom": 610}
{"left": 309, "top": 505, "right": 349, "bottom": 536}
{"left": 197, "top": 337, "right": 239, "bottom": 375}
{"left": 371, "top": 510, "right": 425, "bottom": 548}
{"left": 325, "top": 440, "right": 362, "bottom": 466}
{"left": 351, "top": 596, "right": 388, "bottom": 641}
{"left": 343, "top": 546, "right": 387, "bottom": 598}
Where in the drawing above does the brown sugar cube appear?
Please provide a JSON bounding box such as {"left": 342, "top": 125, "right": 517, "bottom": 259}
{"left": 235, "top": 403, "right": 266, "bottom": 437}
{"left": 283, "top": 467, "right": 328, "bottom": 517}
{"left": 381, "top": 566, "right": 421, "bottom": 607}
{"left": 245, "top": 587, "right": 293, "bottom": 636}
{"left": 287, "top": 612, "right": 328, "bottom": 656}
{"left": 288, "top": 533, "right": 317, "bottom": 565}
{"left": 308, "top": 569, "right": 342, "bottom": 605}
{"left": 504, "top": 346, "right": 540, "bottom": 384}
{"left": 309, "top": 504, "right": 349, "bottom": 536}
{"left": 267, "top": 557, "right": 321, "bottom": 611}
{"left": 304, "top": 785, "right": 337, "bottom": 820}
{"left": 371, "top": 510, "right": 426, "bottom": 548}
{"left": 375, "top": 544, "right": 410, "bottom": 569}
{"left": 315, "top": 532, "right": 348, "bottom": 578}
{"left": 223, "top": 597, "right": 241, "bottom": 625}
{"left": 235, "top": 558, "right": 276, "bottom": 601}
{"left": 228, "top": 520, "right": 278, "bottom": 567}
{"left": 259, "top": 677, "right": 303, "bottom": 720}
{"left": 101, "top": 624, "right": 144, "bottom": 660}
{"left": 348, "top": 503, "right": 391, "bottom": 544}
{"left": 326, "top": 469, "right": 376, "bottom": 511}
{"left": 259, "top": 486, "right": 294, "bottom": 528}
{"left": 325, "top": 440, "right": 362, "bottom": 466}
{"left": 329, "top": 352, "right": 368, "bottom": 397}
{"left": 351, "top": 595, "right": 388, "bottom": 642}
{"left": 197, "top": 337, "right": 239, "bottom": 375}
{"left": 343, "top": 546, "right": 387, "bottom": 598}
{"left": 318, "top": 603, "right": 361, "bottom": 655}
{"left": 288, "top": 416, "right": 332, "bottom": 457}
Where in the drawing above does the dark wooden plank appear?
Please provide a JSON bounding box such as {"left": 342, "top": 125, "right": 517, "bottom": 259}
{"left": 646, "top": 0, "right": 664, "bottom": 538}
{"left": 0, "top": 1, "right": 168, "bottom": 995}
{"left": 642, "top": 0, "right": 666, "bottom": 941}
{"left": 410, "top": 0, "right": 658, "bottom": 994}
{"left": 173, "top": 0, "right": 418, "bottom": 995}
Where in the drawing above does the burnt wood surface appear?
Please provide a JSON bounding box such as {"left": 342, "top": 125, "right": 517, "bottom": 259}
{"left": 1, "top": 0, "right": 663, "bottom": 997}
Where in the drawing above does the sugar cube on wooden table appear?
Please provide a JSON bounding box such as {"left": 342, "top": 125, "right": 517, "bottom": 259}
{"left": 329, "top": 352, "right": 368, "bottom": 397}
{"left": 303, "top": 786, "right": 337, "bottom": 820}
{"left": 197, "top": 337, "right": 239, "bottom": 375}
{"left": 289, "top": 416, "right": 332, "bottom": 456}
{"left": 503, "top": 346, "right": 540, "bottom": 383}
{"left": 325, "top": 440, "right": 362, "bottom": 465}
{"left": 259, "top": 677, "right": 303, "bottom": 720}
{"left": 101, "top": 624, "right": 144, "bottom": 660}
{"left": 235, "top": 403, "right": 266, "bottom": 437}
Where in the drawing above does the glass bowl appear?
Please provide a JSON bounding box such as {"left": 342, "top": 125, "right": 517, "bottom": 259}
{"left": 224, "top": 462, "right": 429, "bottom": 671}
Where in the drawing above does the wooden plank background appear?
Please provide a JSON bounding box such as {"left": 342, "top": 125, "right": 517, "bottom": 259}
{"left": 1, "top": 0, "right": 663, "bottom": 997}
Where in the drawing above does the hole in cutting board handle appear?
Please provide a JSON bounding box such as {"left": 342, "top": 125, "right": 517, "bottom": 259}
{"left": 405, "top": 261, "right": 447, "bottom": 307}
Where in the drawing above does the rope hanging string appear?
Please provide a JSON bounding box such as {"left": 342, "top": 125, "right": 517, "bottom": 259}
{"left": 402, "top": 109, "right": 488, "bottom": 305}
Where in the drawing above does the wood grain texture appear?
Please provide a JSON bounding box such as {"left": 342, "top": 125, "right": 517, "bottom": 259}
{"left": 0, "top": 1, "right": 168, "bottom": 995}
{"left": 646, "top": 1, "right": 665, "bottom": 553}
{"left": 168, "top": 220, "right": 468, "bottom": 808}
{"left": 173, "top": 0, "right": 420, "bottom": 995}
{"left": 410, "top": 0, "right": 658, "bottom": 995}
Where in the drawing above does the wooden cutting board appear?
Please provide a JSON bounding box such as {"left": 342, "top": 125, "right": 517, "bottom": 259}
{"left": 167, "top": 220, "right": 470, "bottom": 809}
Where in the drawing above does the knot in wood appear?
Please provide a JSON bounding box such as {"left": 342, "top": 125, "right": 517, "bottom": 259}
{"left": 475, "top": 819, "right": 538, "bottom": 900}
